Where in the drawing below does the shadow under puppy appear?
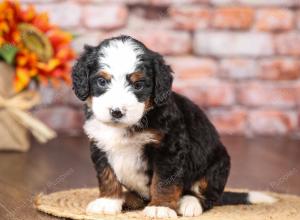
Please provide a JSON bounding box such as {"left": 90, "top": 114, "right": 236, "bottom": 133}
{"left": 72, "top": 35, "right": 276, "bottom": 218}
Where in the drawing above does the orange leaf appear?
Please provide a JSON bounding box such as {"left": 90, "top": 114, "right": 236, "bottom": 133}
{"left": 32, "top": 12, "right": 51, "bottom": 32}
{"left": 48, "top": 29, "right": 72, "bottom": 47}
{"left": 19, "top": 5, "right": 36, "bottom": 22}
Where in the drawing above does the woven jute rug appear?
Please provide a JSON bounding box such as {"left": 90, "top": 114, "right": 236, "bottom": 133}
{"left": 34, "top": 188, "right": 300, "bottom": 220}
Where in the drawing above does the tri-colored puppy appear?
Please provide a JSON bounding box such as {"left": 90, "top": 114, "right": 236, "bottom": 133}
{"left": 72, "top": 35, "right": 276, "bottom": 218}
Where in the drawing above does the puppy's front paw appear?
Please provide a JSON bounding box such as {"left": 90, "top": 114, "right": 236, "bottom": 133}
{"left": 178, "top": 195, "right": 203, "bottom": 217}
{"left": 143, "top": 206, "right": 178, "bottom": 218}
{"left": 86, "top": 198, "right": 123, "bottom": 215}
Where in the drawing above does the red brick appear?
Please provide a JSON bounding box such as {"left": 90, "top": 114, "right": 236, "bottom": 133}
{"left": 237, "top": 82, "right": 298, "bottom": 108}
{"left": 174, "top": 79, "right": 235, "bottom": 107}
{"left": 220, "top": 59, "right": 258, "bottom": 79}
{"left": 39, "top": 84, "right": 82, "bottom": 107}
{"left": 127, "top": 13, "right": 172, "bottom": 30}
{"left": 20, "top": 0, "right": 58, "bottom": 2}
{"left": 108, "top": 30, "right": 191, "bottom": 55}
{"left": 212, "top": 7, "right": 254, "bottom": 29}
{"left": 72, "top": 32, "right": 105, "bottom": 53}
{"left": 32, "top": 107, "right": 84, "bottom": 135}
{"left": 166, "top": 56, "right": 217, "bottom": 80}
{"left": 259, "top": 58, "right": 300, "bottom": 80}
{"left": 297, "top": 10, "right": 300, "bottom": 29}
{"left": 297, "top": 83, "right": 300, "bottom": 106}
{"left": 149, "top": 0, "right": 210, "bottom": 6}
{"left": 78, "top": 0, "right": 210, "bottom": 6}
{"left": 211, "top": 0, "right": 300, "bottom": 7}
{"left": 194, "top": 32, "right": 274, "bottom": 57}
{"left": 77, "top": 0, "right": 146, "bottom": 3}
{"left": 209, "top": 108, "right": 247, "bottom": 135}
{"left": 275, "top": 32, "right": 300, "bottom": 56}
{"left": 255, "top": 9, "right": 294, "bottom": 31}
{"left": 248, "top": 110, "right": 297, "bottom": 135}
{"left": 169, "top": 6, "right": 211, "bottom": 30}
{"left": 83, "top": 4, "right": 128, "bottom": 30}
{"left": 35, "top": 2, "right": 81, "bottom": 28}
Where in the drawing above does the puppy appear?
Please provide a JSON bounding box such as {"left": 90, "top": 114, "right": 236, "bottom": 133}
{"left": 72, "top": 35, "right": 276, "bottom": 218}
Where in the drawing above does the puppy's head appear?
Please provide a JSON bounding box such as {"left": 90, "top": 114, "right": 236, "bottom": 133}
{"left": 72, "top": 35, "right": 173, "bottom": 127}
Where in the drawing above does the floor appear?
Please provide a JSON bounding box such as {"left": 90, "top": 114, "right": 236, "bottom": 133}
{"left": 0, "top": 135, "right": 299, "bottom": 220}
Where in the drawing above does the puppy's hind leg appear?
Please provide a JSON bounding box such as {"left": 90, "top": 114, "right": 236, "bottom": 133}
{"left": 191, "top": 154, "right": 230, "bottom": 211}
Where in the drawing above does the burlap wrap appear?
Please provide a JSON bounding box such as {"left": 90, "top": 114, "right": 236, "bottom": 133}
{"left": 0, "top": 62, "right": 56, "bottom": 152}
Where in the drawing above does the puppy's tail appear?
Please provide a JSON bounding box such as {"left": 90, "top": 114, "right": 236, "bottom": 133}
{"left": 218, "top": 191, "right": 277, "bottom": 205}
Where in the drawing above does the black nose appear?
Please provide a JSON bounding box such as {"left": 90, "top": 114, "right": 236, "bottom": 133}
{"left": 110, "top": 108, "right": 124, "bottom": 119}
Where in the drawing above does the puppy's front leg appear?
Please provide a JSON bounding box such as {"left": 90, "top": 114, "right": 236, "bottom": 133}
{"left": 86, "top": 143, "right": 123, "bottom": 215}
{"left": 143, "top": 172, "right": 182, "bottom": 219}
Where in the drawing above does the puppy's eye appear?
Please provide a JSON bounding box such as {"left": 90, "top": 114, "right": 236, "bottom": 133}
{"left": 97, "top": 77, "right": 107, "bottom": 88}
{"left": 133, "top": 81, "right": 144, "bottom": 91}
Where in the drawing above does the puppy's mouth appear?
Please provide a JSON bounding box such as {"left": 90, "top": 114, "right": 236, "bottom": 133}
{"left": 102, "top": 118, "right": 129, "bottom": 128}
{"left": 111, "top": 118, "right": 123, "bottom": 124}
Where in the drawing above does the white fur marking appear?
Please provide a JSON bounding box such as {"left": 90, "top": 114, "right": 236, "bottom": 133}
{"left": 86, "top": 198, "right": 123, "bottom": 215}
{"left": 92, "top": 38, "right": 145, "bottom": 126}
{"left": 91, "top": 87, "right": 145, "bottom": 126}
{"left": 191, "top": 182, "right": 200, "bottom": 194}
{"left": 143, "top": 206, "right": 178, "bottom": 218}
{"left": 100, "top": 38, "right": 143, "bottom": 78}
{"left": 84, "top": 118, "right": 158, "bottom": 198}
{"left": 247, "top": 191, "right": 277, "bottom": 204}
{"left": 178, "top": 195, "right": 203, "bottom": 217}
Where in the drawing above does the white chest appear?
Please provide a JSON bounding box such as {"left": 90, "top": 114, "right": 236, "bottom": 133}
{"left": 84, "top": 118, "right": 157, "bottom": 198}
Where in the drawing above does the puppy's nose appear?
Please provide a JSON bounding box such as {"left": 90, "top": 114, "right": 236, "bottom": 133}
{"left": 110, "top": 108, "right": 124, "bottom": 119}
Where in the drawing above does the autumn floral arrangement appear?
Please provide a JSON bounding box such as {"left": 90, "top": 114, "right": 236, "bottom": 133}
{"left": 0, "top": 0, "right": 75, "bottom": 151}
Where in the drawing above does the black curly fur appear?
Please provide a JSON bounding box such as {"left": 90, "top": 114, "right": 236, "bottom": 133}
{"left": 72, "top": 45, "right": 99, "bottom": 101}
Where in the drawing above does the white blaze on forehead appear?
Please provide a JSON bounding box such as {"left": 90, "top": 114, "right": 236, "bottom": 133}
{"left": 91, "top": 38, "right": 146, "bottom": 126}
{"left": 99, "top": 39, "right": 143, "bottom": 77}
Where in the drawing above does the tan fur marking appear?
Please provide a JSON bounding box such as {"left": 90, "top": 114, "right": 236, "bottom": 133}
{"left": 99, "top": 71, "right": 112, "bottom": 80}
{"left": 144, "top": 98, "right": 154, "bottom": 112}
{"left": 198, "top": 177, "right": 208, "bottom": 192}
{"left": 146, "top": 129, "right": 164, "bottom": 143}
{"left": 149, "top": 172, "right": 182, "bottom": 210}
{"left": 86, "top": 97, "right": 92, "bottom": 107}
{"left": 98, "top": 166, "right": 123, "bottom": 198}
{"left": 129, "top": 71, "right": 144, "bottom": 83}
{"left": 123, "top": 191, "right": 147, "bottom": 210}
{"left": 127, "top": 127, "right": 163, "bottom": 144}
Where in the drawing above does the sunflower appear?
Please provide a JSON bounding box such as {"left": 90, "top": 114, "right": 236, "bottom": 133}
{"left": 0, "top": 0, "right": 75, "bottom": 92}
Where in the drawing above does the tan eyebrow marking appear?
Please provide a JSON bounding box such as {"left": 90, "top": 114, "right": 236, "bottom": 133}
{"left": 99, "top": 71, "right": 112, "bottom": 80}
{"left": 129, "top": 71, "right": 144, "bottom": 83}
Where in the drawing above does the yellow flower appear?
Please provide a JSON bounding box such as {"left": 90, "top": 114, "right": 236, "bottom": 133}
{"left": 14, "top": 67, "right": 31, "bottom": 92}
{"left": 37, "top": 58, "right": 60, "bottom": 72}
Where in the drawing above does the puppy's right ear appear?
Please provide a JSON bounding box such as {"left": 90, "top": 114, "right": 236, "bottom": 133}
{"left": 72, "top": 45, "right": 96, "bottom": 101}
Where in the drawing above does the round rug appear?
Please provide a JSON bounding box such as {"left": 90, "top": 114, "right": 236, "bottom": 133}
{"left": 34, "top": 188, "right": 300, "bottom": 220}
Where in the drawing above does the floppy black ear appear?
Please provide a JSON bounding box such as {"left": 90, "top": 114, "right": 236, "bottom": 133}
{"left": 152, "top": 53, "right": 173, "bottom": 106}
{"left": 72, "top": 45, "right": 96, "bottom": 101}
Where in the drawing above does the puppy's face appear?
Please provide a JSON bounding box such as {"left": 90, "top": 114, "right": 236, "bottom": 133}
{"left": 72, "top": 36, "right": 173, "bottom": 127}
{"left": 90, "top": 41, "right": 153, "bottom": 126}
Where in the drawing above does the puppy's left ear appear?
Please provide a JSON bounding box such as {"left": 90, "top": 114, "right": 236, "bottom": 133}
{"left": 152, "top": 53, "right": 173, "bottom": 106}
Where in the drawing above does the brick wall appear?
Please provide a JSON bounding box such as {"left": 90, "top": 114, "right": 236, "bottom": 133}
{"left": 21, "top": 0, "right": 300, "bottom": 137}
